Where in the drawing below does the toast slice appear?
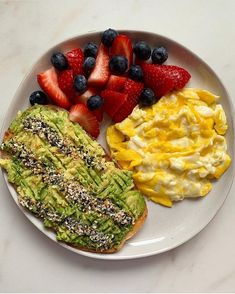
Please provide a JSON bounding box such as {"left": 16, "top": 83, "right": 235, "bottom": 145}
{"left": 0, "top": 105, "right": 147, "bottom": 253}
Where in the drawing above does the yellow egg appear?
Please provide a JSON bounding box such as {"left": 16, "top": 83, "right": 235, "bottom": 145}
{"left": 106, "top": 88, "right": 231, "bottom": 207}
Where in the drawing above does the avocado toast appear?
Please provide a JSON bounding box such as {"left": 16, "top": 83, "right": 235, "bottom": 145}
{"left": 0, "top": 105, "right": 147, "bottom": 253}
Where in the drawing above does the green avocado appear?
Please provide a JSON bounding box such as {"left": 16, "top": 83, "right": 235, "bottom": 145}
{"left": 0, "top": 105, "right": 146, "bottom": 252}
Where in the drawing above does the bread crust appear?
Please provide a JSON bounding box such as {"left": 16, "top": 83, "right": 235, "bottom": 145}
{"left": 0, "top": 105, "right": 148, "bottom": 254}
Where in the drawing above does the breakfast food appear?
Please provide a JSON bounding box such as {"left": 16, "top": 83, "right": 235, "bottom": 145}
{"left": 107, "top": 88, "right": 231, "bottom": 207}
{"left": 0, "top": 105, "right": 147, "bottom": 252}
{"left": 32, "top": 28, "right": 191, "bottom": 139}
{"left": 1, "top": 29, "right": 232, "bottom": 256}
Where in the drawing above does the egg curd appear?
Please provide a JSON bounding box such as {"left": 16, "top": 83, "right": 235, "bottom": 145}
{"left": 106, "top": 88, "right": 231, "bottom": 207}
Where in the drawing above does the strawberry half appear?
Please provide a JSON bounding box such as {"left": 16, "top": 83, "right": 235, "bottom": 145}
{"left": 106, "top": 75, "right": 127, "bottom": 91}
{"left": 74, "top": 87, "right": 97, "bottom": 104}
{"left": 69, "top": 104, "right": 100, "bottom": 138}
{"left": 142, "top": 63, "right": 191, "bottom": 97}
{"left": 92, "top": 108, "right": 104, "bottom": 122}
{"left": 73, "top": 88, "right": 104, "bottom": 122}
{"left": 113, "top": 79, "right": 144, "bottom": 122}
{"left": 101, "top": 90, "right": 127, "bottom": 118}
{"left": 57, "top": 69, "right": 77, "bottom": 103}
{"left": 110, "top": 34, "right": 133, "bottom": 67}
{"left": 88, "top": 43, "right": 110, "bottom": 87}
{"left": 37, "top": 67, "right": 71, "bottom": 109}
{"left": 161, "top": 65, "right": 191, "bottom": 89}
{"left": 66, "top": 48, "right": 84, "bottom": 75}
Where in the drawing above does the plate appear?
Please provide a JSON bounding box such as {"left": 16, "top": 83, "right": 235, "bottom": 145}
{"left": 1, "top": 31, "right": 235, "bottom": 260}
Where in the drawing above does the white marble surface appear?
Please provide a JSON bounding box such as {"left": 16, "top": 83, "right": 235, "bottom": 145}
{"left": 0, "top": 0, "right": 235, "bottom": 292}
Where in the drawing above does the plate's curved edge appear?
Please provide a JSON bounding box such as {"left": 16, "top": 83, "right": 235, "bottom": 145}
{"left": 1, "top": 30, "right": 235, "bottom": 260}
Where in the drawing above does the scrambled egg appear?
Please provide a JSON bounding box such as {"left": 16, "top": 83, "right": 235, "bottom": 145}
{"left": 106, "top": 88, "right": 231, "bottom": 207}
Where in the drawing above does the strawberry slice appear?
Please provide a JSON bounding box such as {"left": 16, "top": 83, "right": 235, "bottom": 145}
{"left": 161, "top": 65, "right": 191, "bottom": 89}
{"left": 66, "top": 48, "right": 84, "bottom": 75}
{"left": 110, "top": 34, "right": 133, "bottom": 67}
{"left": 69, "top": 104, "right": 100, "bottom": 138}
{"left": 37, "top": 67, "right": 71, "bottom": 109}
{"left": 113, "top": 79, "right": 144, "bottom": 122}
{"left": 106, "top": 75, "right": 127, "bottom": 91}
{"left": 74, "top": 87, "right": 97, "bottom": 104}
{"left": 92, "top": 108, "right": 104, "bottom": 122}
{"left": 73, "top": 88, "right": 103, "bottom": 122}
{"left": 57, "top": 69, "right": 77, "bottom": 103}
{"left": 142, "top": 63, "right": 191, "bottom": 97}
{"left": 88, "top": 43, "right": 110, "bottom": 87}
{"left": 101, "top": 89, "right": 128, "bottom": 118}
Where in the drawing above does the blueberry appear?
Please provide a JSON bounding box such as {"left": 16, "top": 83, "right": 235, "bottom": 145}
{"left": 29, "top": 91, "right": 48, "bottom": 106}
{"left": 133, "top": 41, "right": 151, "bottom": 60}
{"left": 50, "top": 52, "right": 68, "bottom": 71}
{"left": 83, "top": 57, "right": 96, "bottom": 75}
{"left": 128, "top": 65, "right": 143, "bottom": 81}
{"left": 74, "top": 75, "right": 87, "bottom": 93}
{"left": 101, "top": 28, "right": 118, "bottom": 47}
{"left": 139, "top": 88, "right": 156, "bottom": 106}
{"left": 87, "top": 95, "right": 104, "bottom": 110}
{"left": 109, "top": 55, "right": 128, "bottom": 75}
{"left": 84, "top": 42, "right": 98, "bottom": 58}
{"left": 151, "top": 46, "right": 168, "bottom": 64}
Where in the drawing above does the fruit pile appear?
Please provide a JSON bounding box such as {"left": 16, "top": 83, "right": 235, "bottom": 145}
{"left": 29, "top": 29, "right": 191, "bottom": 138}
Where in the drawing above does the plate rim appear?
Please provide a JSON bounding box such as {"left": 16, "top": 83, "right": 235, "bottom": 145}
{"left": 1, "top": 30, "right": 235, "bottom": 260}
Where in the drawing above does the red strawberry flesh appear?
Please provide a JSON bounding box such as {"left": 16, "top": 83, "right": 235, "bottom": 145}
{"left": 142, "top": 63, "right": 191, "bottom": 97}
{"left": 113, "top": 79, "right": 144, "bottom": 122}
{"left": 66, "top": 48, "right": 84, "bottom": 75}
{"left": 69, "top": 104, "right": 100, "bottom": 138}
{"left": 101, "top": 90, "right": 128, "bottom": 118}
{"left": 74, "top": 87, "right": 97, "bottom": 104}
{"left": 37, "top": 67, "right": 71, "bottom": 109}
{"left": 88, "top": 43, "right": 110, "bottom": 87}
{"left": 106, "top": 75, "right": 127, "bottom": 91}
{"left": 110, "top": 34, "right": 133, "bottom": 67}
{"left": 57, "top": 69, "right": 77, "bottom": 103}
{"left": 92, "top": 107, "right": 104, "bottom": 122}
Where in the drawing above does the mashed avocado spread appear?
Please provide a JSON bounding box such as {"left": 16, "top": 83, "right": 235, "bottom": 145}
{"left": 0, "top": 105, "right": 146, "bottom": 252}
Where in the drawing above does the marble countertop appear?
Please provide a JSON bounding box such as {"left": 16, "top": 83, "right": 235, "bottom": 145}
{"left": 1, "top": 0, "right": 235, "bottom": 292}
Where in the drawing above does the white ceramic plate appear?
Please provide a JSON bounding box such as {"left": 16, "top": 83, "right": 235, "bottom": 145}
{"left": 1, "top": 31, "right": 235, "bottom": 260}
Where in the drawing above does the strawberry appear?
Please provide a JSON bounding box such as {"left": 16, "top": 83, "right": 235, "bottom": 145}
{"left": 88, "top": 43, "right": 110, "bottom": 87}
{"left": 106, "top": 75, "right": 127, "bottom": 91}
{"left": 161, "top": 65, "right": 191, "bottom": 89}
{"left": 69, "top": 104, "right": 100, "bottom": 138}
{"left": 66, "top": 48, "right": 84, "bottom": 75}
{"left": 73, "top": 88, "right": 103, "bottom": 122}
{"left": 101, "top": 90, "right": 127, "bottom": 118}
{"left": 142, "top": 63, "right": 191, "bottom": 97}
{"left": 37, "top": 67, "right": 71, "bottom": 109}
{"left": 92, "top": 108, "right": 104, "bottom": 122}
{"left": 74, "top": 87, "right": 97, "bottom": 104}
{"left": 57, "top": 69, "right": 77, "bottom": 103}
{"left": 113, "top": 79, "right": 144, "bottom": 122}
{"left": 110, "top": 34, "right": 133, "bottom": 67}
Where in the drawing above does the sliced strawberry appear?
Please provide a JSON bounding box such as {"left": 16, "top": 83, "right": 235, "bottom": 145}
{"left": 37, "top": 67, "right": 71, "bottom": 109}
{"left": 69, "top": 104, "right": 100, "bottom": 138}
{"left": 57, "top": 69, "right": 77, "bottom": 103}
{"left": 72, "top": 88, "right": 103, "bottom": 122}
{"left": 106, "top": 75, "right": 127, "bottom": 91}
{"left": 66, "top": 48, "right": 84, "bottom": 75}
{"left": 101, "top": 89, "right": 128, "bottom": 118}
{"left": 74, "top": 87, "right": 97, "bottom": 104}
{"left": 161, "top": 65, "right": 191, "bottom": 89}
{"left": 92, "top": 107, "right": 104, "bottom": 122}
{"left": 113, "top": 79, "right": 144, "bottom": 122}
{"left": 142, "top": 63, "right": 191, "bottom": 97}
{"left": 110, "top": 34, "right": 133, "bottom": 67}
{"left": 88, "top": 43, "right": 110, "bottom": 87}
